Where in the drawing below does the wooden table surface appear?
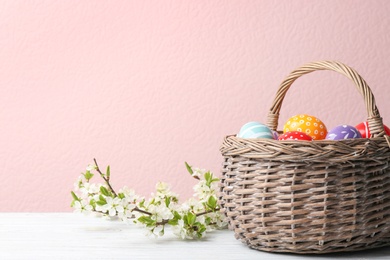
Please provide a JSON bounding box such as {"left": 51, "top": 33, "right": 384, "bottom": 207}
{"left": 0, "top": 213, "right": 389, "bottom": 259}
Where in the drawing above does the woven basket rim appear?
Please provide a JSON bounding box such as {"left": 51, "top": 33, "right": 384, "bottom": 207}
{"left": 224, "top": 134, "right": 389, "bottom": 143}
{"left": 220, "top": 134, "right": 390, "bottom": 162}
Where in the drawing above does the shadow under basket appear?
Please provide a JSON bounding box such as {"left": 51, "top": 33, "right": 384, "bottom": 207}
{"left": 218, "top": 60, "right": 390, "bottom": 254}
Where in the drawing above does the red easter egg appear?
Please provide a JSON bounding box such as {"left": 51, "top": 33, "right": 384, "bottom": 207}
{"left": 278, "top": 131, "right": 313, "bottom": 141}
{"left": 355, "top": 121, "right": 390, "bottom": 138}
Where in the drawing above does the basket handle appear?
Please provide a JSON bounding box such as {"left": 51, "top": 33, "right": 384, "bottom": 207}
{"left": 266, "top": 60, "right": 386, "bottom": 137}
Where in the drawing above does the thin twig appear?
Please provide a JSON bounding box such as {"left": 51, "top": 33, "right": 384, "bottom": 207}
{"left": 155, "top": 207, "right": 220, "bottom": 225}
{"left": 133, "top": 207, "right": 152, "bottom": 216}
{"left": 93, "top": 158, "right": 117, "bottom": 197}
{"left": 196, "top": 207, "right": 220, "bottom": 217}
{"left": 93, "top": 159, "right": 153, "bottom": 216}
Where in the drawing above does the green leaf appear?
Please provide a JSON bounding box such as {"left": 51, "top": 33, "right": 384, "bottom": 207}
{"left": 204, "top": 171, "right": 212, "bottom": 187}
{"left": 183, "top": 215, "right": 188, "bottom": 225}
{"left": 185, "top": 162, "right": 193, "bottom": 175}
{"left": 207, "top": 196, "right": 217, "bottom": 209}
{"left": 173, "top": 211, "right": 181, "bottom": 220}
{"left": 196, "top": 223, "right": 207, "bottom": 238}
{"left": 100, "top": 186, "right": 110, "bottom": 197}
{"left": 204, "top": 171, "right": 219, "bottom": 187}
{"left": 97, "top": 194, "right": 107, "bottom": 206}
{"left": 138, "top": 199, "right": 145, "bottom": 209}
{"left": 196, "top": 223, "right": 206, "bottom": 233}
{"left": 106, "top": 165, "right": 110, "bottom": 179}
{"left": 186, "top": 212, "right": 196, "bottom": 225}
{"left": 137, "top": 216, "right": 156, "bottom": 226}
{"left": 71, "top": 191, "right": 79, "bottom": 201}
{"left": 89, "top": 199, "right": 96, "bottom": 208}
{"left": 118, "top": 193, "right": 125, "bottom": 199}
{"left": 165, "top": 196, "right": 170, "bottom": 207}
{"left": 168, "top": 219, "right": 178, "bottom": 225}
{"left": 168, "top": 210, "right": 181, "bottom": 225}
{"left": 96, "top": 200, "right": 106, "bottom": 206}
{"left": 84, "top": 170, "right": 94, "bottom": 181}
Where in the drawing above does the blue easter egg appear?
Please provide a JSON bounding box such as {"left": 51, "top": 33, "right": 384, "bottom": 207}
{"left": 326, "top": 125, "right": 362, "bottom": 140}
{"left": 237, "top": 122, "right": 273, "bottom": 139}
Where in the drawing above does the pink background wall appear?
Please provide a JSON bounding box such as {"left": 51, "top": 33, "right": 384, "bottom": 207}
{"left": 1, "top": 0, "right": 390, "bottom": 212}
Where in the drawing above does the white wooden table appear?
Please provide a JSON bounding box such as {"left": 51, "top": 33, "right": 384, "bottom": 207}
{"left": 0, "top": 213, "right": 389, "bottom": 260}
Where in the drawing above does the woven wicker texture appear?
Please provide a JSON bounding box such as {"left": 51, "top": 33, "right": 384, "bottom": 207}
{"left": 219, "top": 61, "right": 390, "bottom": 254}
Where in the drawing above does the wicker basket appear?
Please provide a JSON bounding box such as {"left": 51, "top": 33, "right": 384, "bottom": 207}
{"left": 219, "top": 60, "right": 390, "bottom": 254}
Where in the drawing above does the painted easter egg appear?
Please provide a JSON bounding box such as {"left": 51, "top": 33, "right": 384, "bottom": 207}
{"left": 325, "top": 125, "right": 361, "bottom": 140}
{"left": 272, "top": 131, "right": 279, "bottom": 140}
{"left": 355, "top": 121, "right": 390, "bottom": 138}
{"left": 283, "top": 114, "right": 327, "bottom": 140}
{"left": 278, "top": 131, "right": 313, "bottom": 141}
{"left": 237, "top": 122, "right": 273, "bottom": 139}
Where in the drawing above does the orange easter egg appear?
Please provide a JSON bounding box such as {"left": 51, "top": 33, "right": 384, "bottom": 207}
{"left": 283, "top": 114, "right": 327, "bottom": 140}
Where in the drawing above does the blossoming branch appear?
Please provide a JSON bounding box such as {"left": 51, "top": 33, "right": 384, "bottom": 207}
{"left": 70, "top": 159, "right": 227, "bottom": 239}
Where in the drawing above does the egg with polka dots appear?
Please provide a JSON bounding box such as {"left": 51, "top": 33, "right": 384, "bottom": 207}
{"left": 283, "top": 114, "right": 327, "bottom": 140}
{"left": 278, "top": 131, "right": 313, "bottom": 141}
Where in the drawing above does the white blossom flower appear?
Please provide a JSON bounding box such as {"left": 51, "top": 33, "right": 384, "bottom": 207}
{"left": 144, "top": 226, "right": 164, "bottom": 238}
{"left": 104, "top": 197, "right": 124, "bottom": 217}
{"left": 156, "top": 182, "right": 169, "bottom": 193}
{"left": 117, "top": 198, "right": 136, "bottom": 222}
{"left": 153, "top": 225, "right": 164, "bottom": 237}
{"left": 193, "top": 180, "right": 215, "bottom": 202}
{"left": 79, "top": 182, "right": 99, "bottom": 195}
{"left": 148, "top": 203, "right": 174, "bottom": 222}
{"left": 73, "top": 175, "right": 86, "bottom": 191}
{"left": 144, "top": 228, "right": 154, "bottom": 237}
{"left": 151, "top": 182, "right": 179, "bottom": 203}
{"left": 191, "top": 167, "right": 207, "bottom": 179}
{"left": 119, "top": 186, "right": 139, "bottom": 202}
{"left": 172, "top": 219, "right": 187, "bottom": 239}
{"left": 86, "top": 164, "right": 96, "bottom": 171}
{"left": 180, "top": 198, "right": 204, "bottom": 213}
{"left": 73, "top": 200, "right": 92, "bottom": 215}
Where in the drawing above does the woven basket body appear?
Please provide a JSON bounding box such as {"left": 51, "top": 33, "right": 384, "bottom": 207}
{"left": 219, "top": 61, "right": 390, "bottom": 254}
